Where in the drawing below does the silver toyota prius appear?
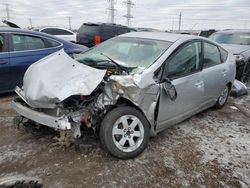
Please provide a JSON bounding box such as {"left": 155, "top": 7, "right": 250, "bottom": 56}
{"left": 12, "top": 32, "right": 236, "bottom": 159}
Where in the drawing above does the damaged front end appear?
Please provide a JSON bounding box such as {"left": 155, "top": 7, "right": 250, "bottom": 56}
{"left": 12, "top": 49, "right": 159, "bottom": 138}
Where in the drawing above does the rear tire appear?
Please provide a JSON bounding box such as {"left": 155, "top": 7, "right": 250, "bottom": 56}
{"left": 99, "top": 106, "right": 150, "bottom": 159}
{"left": 214, "top": 85, "right": 229, "bottom": 109}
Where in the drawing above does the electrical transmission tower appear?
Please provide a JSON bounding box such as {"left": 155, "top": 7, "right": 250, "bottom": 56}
{"left": 107, "top": 0, "right": 116, "bottom": 23}
{"left": 123, "top": 0, "right": 135, "bottom": 26}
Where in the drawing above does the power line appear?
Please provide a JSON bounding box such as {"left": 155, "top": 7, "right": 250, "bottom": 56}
{"left": 123, "top": 0, "right": 135, "bottom": 26}
{"left": 107, "top": 0, "right": 116, "bottom": 23}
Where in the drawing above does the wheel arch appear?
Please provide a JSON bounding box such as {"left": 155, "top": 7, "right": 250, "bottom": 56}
{"left": 111, "top": 97, "right": 156, "bottom": 136}
{"left": 227, "top": 81, "right": 232, "bottom": 91}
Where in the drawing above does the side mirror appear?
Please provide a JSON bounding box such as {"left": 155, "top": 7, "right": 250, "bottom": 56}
{"left": 162, "top": 78, "right": 177, "bottom": 101}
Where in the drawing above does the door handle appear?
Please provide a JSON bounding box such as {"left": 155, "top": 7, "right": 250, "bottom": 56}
{"left": 222, "top": 69, "right": 227, "bottom": 76}
{"left": 0, "top": 60, "right": 8, "bottom": 65}
{"left": 195, "top": 80, "right": 204, "bottom": 88}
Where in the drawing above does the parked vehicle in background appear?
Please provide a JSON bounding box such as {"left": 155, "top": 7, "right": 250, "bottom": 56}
{"left": 12, "top": 32, "right": 235, "bottom": 159}
{"left": 135, "top": 27, "right": 159, "bottom": 32}
{"left": 209, "top": 30, "right": 250, "bottom": 83}
{"left": 0, "top": 27, "right": 88, "bottom": 94}
{"left": 2, "top": 20, "right": 20, "bottom": 28}
{"left": 199, "top": 29, "right": 217, "bottom": 38}
{"left": 77, "top": 23, "right": 136, "bottom": 47}
{"left": 33, "top": 27, "right": 77, "bottom": 43}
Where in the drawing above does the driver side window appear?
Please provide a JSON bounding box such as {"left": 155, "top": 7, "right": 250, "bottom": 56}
{"left": 163, "top": 41, "right": 201, "bottom": 80}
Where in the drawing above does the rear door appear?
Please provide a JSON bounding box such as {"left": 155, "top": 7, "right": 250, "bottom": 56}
{"left": 9, "top": 33, "right": 62, "bottom": 88}
{"left": 0, "top": 33, "right": 10, "bottom": 92}
{"left": 157, "top": 41, "right": 204, "bottom": 131}
{"left": 201, "top": 41, "right": 227, "bottom": 104}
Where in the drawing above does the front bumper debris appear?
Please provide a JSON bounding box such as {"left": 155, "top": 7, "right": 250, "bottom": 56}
{"left": 12, "top": 100, "right": 71, "bottom": 130}
{"left": 13, "top": 87, "right": 71, "bottom": 130}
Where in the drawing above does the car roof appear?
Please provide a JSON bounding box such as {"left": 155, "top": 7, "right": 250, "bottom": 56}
{"left": 36, "top": 26, "right": 74, "bottom": 32}
{"left": 215, "top": 29, "right": 250, "bottom": 34}
{"left": 82, "top": 22, "right": 130, "bottom": 28}
{"left": 0, "top": 27, "right": 75, "bottom": 44}
{"left": 0, "top": 27, "right": 50, "bottom": 35}
{"left": 120, "top": 32, "right": 204, "bottom": 42}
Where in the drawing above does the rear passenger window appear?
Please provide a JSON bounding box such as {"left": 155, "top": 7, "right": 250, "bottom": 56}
{"left": 102, "top": 26, "right": 117, "bottom": 38}
{"left": 219, "top": 47, "right": 228, "bottom": 62}
{"left": 0, "top": 35, "right": 4, "bottom": 52}
{"left": 41, "top": 28, "right": 56, "bottom": 35}
{"left": 42, "top": 28, "right": 73, "bottom": 35}
{"left": 12, "top": 34, "right": 45, "bottom": 51}
{"left": 203, "top": 42, "right": 221, "bottom": 68}
{"left": 117, "top": 28, "right": 129, "bottom": 35}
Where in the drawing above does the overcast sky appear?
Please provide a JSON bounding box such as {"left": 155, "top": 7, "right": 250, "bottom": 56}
{"left": 0, "top": 0, "right": 250, "bottom": 31}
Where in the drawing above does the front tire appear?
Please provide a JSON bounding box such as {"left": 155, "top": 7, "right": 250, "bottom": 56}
{"left": 99, "top": 106, "right": 150, "bottom": 159}
{"left": 214, "top": 85, "right": 229, "bottom": 109}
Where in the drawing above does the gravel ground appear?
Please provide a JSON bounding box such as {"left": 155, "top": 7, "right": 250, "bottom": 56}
{"left": 0, "top": 88, "right": 249, "bottom": 188}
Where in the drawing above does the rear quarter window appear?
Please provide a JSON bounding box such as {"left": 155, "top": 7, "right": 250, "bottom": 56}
{"left": 219, "top": 47, "right": 228, "bottom": 62}
{"left": 78, "top": 24, "right": 99, "bottom": 35}
{"left": 43, "top": 38, "right": 61, "bottom": 48}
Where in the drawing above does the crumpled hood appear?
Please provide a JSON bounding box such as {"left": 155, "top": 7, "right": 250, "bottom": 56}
{"left": 23, "top": 49, "right": 106, "bottom": 108}
{"left": 221, "top": 44, "right": 250, "bottom": 55}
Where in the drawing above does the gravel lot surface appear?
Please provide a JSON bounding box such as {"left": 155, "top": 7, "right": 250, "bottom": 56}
{"left": 0, "top": 87, "right": 249, "bottom": 188}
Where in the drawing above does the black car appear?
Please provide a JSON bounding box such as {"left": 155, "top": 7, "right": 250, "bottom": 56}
{"left": 209, "top": 30, "right": 250, "bottom": 83}
{"left": 199, "top": 29, "right": 217, "bottom": 38}
{"left": 77, "top": 23, "right": 136, "bottom": 47}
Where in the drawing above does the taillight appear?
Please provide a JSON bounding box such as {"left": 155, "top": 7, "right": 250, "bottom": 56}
{"left": 95, "top": 35, "right": 101, "bottom": 45}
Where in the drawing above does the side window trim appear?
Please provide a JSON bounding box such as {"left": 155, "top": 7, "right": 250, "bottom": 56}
{"left": 159, "top": 40, "right": 202, "bottom": 82}
{"left": 8, "top": 32, "right": 63, "bottom": 53}
{"left": 219, "top": 46, "right": 228, "bottom": 63}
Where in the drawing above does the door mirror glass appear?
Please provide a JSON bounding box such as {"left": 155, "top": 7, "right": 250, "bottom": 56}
{"left": 163, "top": 79, "right": 177, "bottom": 101}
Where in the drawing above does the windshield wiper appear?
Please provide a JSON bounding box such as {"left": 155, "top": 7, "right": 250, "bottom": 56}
{"left": 99, "top": 53, "right": 124, "bottom": 70}
{"left": 100, "top": 53, "right": 137, "bottom": 74}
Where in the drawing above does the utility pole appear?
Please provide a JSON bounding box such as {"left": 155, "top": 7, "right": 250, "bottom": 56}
{"left": 123, "top": 0, "right": 135, "bottom": 26}
{"left": 29, "top": 18, "right": 32, "bottom": 28}
{"left": 178, "top": 12, "right": 182, "bottom": 33}
{"left": 107, "top": 0, "right": 116, "bottom": 23}
{"left": 5, "top": 3, "right": 11, "bottom": 20}
{"left": 171, "top": 19, "right": 174, "bottom": 32}
{"left": 68, "top": 16, "right": 72, "bottom": 30}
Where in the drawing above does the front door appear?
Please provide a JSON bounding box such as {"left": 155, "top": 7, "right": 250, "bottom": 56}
{"left": 157, "top": 41, "right": 204, "bottom": 131}
{"left": 0, "top": 33, "right": 10, "bottom": 92}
